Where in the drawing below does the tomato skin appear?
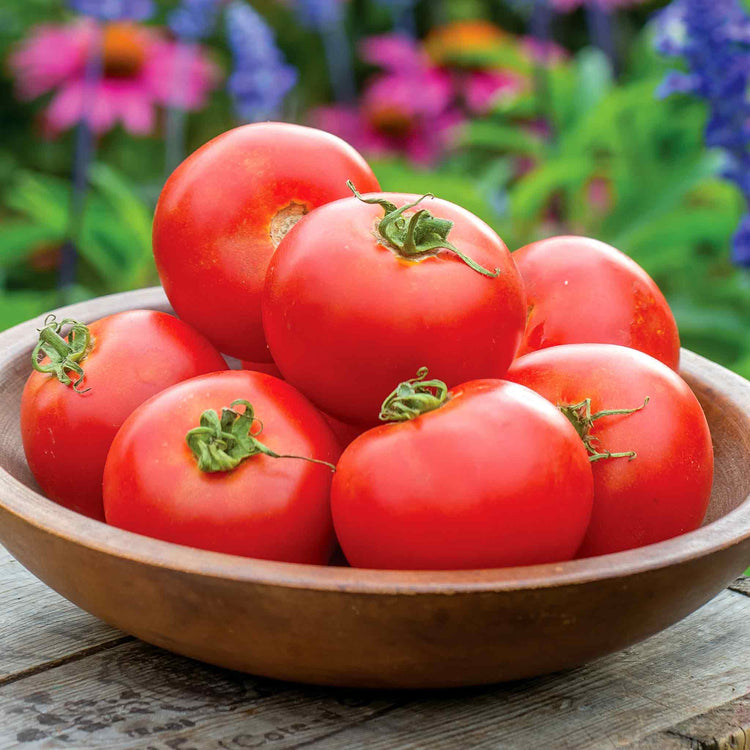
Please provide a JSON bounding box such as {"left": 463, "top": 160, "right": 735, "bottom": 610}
{"left": 241, "top": 359, "right": 364, "bottom": 448}
{"left": 506, "top": 344, "right": 713, "bottom": 557}
{"left": 153, "top": 123, "right": 380, "bottom": 361}
{"left": 332, "top": 380, "right": 593, "bottom": 570}
{"left": 263, "top": 194, "right": 526, "bottom": 426}
{"left": 103, "top": 370, "right": 341, "bottom": 564}
{"left": 514, "top": 236, "right": 680, "bottom": 370}
{"left": 20, "top": 311, "right": 228, "bottom": 521}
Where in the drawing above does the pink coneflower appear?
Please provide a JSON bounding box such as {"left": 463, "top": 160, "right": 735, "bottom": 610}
{"left": 9, "top": 20, "right": 219, "bottom": 136}
{"left": 312, "top": 34, "right": 463, "bottom": 165}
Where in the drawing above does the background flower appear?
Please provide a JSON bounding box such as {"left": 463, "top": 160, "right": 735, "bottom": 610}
{"left": 10, "top": 20, "right": 218, "bottom": 135}
{"left": 654, "top": 0, "right": 750, "bottom": 266}
{"left": 226, "top": 1, "right": 297, "bottom": 122}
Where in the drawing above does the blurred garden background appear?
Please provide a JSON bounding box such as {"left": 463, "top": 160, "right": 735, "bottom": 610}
{"left": 1, "top": 0, "right": 748, "bottom": 375}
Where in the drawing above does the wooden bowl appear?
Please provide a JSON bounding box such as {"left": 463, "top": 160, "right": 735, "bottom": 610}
{"left": 1, "top": 288, "right": 748, "bottom": 689}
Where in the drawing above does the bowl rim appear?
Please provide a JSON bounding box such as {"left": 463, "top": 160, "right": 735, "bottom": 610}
{"left": 1, "top": 287, "right": 748, "bottom": 596}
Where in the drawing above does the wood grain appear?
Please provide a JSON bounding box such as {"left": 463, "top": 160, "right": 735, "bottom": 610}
{"left": 0, "top": 589, "right": 747, "bottom": 749}
{"left": 0, "top": 545, "right": 126, "bottom": 683}
{"left": 633, "top": 692, "right": 749, "bottom": 749}
{"left": 730, "top": 577, "right": 750, "bottom": 597}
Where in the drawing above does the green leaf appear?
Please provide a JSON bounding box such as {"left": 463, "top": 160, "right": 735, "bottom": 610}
{"left": 459, "top": 120, "right": 545, "bottom": 156}
{"left": 370, "top": 159, "right": 500, "bottom": 229}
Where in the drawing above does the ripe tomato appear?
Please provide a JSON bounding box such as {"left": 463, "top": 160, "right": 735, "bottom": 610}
{"left": 103, "top": 370, "right": 341, "bottom": 564}
{"left": 263, "top": 189, "right": 526, "bottom": 426}
{"left": 332, "top": 371, "right": 593, "bottom": 569}
{"left": 241, "top": 358, "right": 364, "bottom": 448}
{"left": 514, "top": 236, "right": 680, "bottom": 370}
{"left": 506, "top": 344, "right": 713, "bottom": 557}
{"left": 21, "top": 311, "right": 228, "bottom": 521}
{"left": 153, "top": 123, "right": 380, "bottom": 361}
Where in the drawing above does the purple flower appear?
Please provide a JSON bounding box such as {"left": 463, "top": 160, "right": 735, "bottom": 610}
{"left": 168, "top": 0, "right": 220, "bottom": 41}
{"left": 68, "top": 0, "right": 154, "bottom": 21}
{"left": 225, "top": 1, "right": 297, "bottom": 122}
{"left": 654, "top": 0, "right": 750, "bottom": 266}
{"left": 732, "top": 214, "right": 750, "bottom": 266}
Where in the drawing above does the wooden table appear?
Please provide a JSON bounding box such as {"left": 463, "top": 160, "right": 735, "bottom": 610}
{"left": 1, "top": 545, "right": 748, "bottom": 749}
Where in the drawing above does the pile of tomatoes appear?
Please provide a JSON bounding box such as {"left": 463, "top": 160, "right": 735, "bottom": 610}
{"left": 20, "top": 123, "right": 714, "bottom": 571}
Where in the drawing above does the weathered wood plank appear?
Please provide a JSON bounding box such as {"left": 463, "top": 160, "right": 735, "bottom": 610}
{"left": 631, "top": 692, "right": 749, "bottom": 749}
{"left": 0, "top": 545, "right": 127, "bottom": 681}
{"left": 290, "top": 590, "right": 750, "bottom": 750}
{"left": 0, "top": 589, "right": 747, "bottom": 749}
{"left": 729, "top": 576, "right": 750, "bottom": 597}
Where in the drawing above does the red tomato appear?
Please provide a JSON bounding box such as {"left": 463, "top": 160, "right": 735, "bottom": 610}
{"left": 514, "top": 236, "right": 680, "bottom": 370}
{"left": 21, "top": 311, "right": 228, "bottom": 521}
{"left": 507, "top": 344, "right": 713, "bottom": 557}
{"left": 332, "top": 373, "right": 593, "bottom": 569}
{"left": 153, "top": 123, "right": 380, "bottom": 361}
{"left": 241, "top": 360, "right": 283, "bottom": 378}
{"left": 241, "top": 359, "right": 364, "bottom": 448}
{"left": 263, "top": 190, "right": 526, "bottom": 426}
{"left": 103, "top": 370, "right": 341, "bottom": 564}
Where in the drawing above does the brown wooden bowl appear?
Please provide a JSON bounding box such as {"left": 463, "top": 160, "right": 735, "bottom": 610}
{"left": 0, "top": 288, "right": 748, "bottom": 689}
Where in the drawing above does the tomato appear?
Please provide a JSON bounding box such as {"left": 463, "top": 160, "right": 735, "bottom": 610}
{"left": 103, "top": 370, "right": 341, "bottom": 564}
{"left": 21, "top": 311, "right": 228, "bottom": 521}
{"left": 513, "top": 236, "right": 680, "bottom": 370}
{"left": 331, "top": 371, "right": 594, "bottom": 569}
{"left": 153, "top": 122, "right": 380, "bottom": 361}
{"left": 263, "top": 189, "right": 526, "bottom": 426}
{"left": 240, "top": 360, "right": 283, "bottom": 378}
{"left": 506, "top": 344, "right": 713, "bottom": 557}
{"left": 241, "top": 358, "right": 364, "bottom": 448}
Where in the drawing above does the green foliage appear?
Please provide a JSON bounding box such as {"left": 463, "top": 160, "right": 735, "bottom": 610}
{"left": 0, "top": 164, "right": 156, "bottom": 330}
{"left": 456, "top": 41, "right": 749, "bottom": 377}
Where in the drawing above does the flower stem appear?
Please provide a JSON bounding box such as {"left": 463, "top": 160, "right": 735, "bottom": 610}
{"left": 58, "top": 22, "right": 103, "bottom": 298}
{"left": 164, "top": 42, "right": 196, "bottom": 178}
{"left": 530, "top": 0, "right": 555, "bottom": 144}
{"left": 586, "top": 4, "right": 618, "bottom": 76}
{"left": 321, "top": 24, "right": 356, "bottom": 103}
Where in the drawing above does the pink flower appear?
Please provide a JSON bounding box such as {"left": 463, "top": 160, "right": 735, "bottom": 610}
{"left": 9, "top": 20, "right": 219, "bottom": 136}
{"left": 521, "top": 36, "right": 569, "bottom": 65}
{"left": 461, "top": 70, "right": 523, "bottom": 114}
{"left": 312, "top": 34, "right": 463, "bottom": 166}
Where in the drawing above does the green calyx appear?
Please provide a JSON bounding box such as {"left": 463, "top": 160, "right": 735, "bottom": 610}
{"left": 379, "top": 367, "right": 449, "bottom": 422}
{"left": 347, "top": 181, "right": 500, "bottom": 279}
{"left": 31, "top": 315, "right": 92, "bottom": 393}
{"left": 186, "top": 399, "right": 336, "bottom": 474}
{"left": 557, "top": 397, "right": 650, "bottom": 463}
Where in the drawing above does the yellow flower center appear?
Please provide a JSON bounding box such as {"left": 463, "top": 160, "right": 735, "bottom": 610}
{"left": 102, "top": 23, "right": 146, "bottom": 78}
{"left": 368, "top": 106, "right": 414, "bottom": 138}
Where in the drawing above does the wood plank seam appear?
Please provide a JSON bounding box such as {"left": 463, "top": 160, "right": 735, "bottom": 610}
{"left": 0, "top": 635, "right": 133, "bottom": 689}
{"left": 665, "top": 725, "right": 748, "bottom": 750}
{"left": 728, "top": 577, "right": 750, "bottom": 597}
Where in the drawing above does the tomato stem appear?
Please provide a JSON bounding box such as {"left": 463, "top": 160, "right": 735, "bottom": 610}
{"left": 379, "top": 367, "right": 449, "bottom": 422}
{"left": 557, "top": 397, "right": 650, "bottom": 462}
{"left": 31, "top": 315, "right": 92, "bottom": 393}
{"left": 347, "top": 181, "right": 500, "bottom": 279}
{"left": 186, "top": 399, "right": 336, "bottom": 473}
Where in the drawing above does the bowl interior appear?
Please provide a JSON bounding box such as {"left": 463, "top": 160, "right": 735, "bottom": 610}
{"left": 1, "top": 288, "right": 749, "bottom": 586}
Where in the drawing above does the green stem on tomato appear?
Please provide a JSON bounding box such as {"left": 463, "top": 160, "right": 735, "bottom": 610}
{"left": 186, "top": 399, "right": 336, "bottom": 473}
{"left": 557, "top": 397, "right": 649, "bottom": 462}
{"left": 31, "top": 315, "right": 92, "bottom": 393}
{"left": 379, "top": 367, "right": 450, "bottom": 423}
{"left": 347, "top": 181, "right": 501, "bottom": 279}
